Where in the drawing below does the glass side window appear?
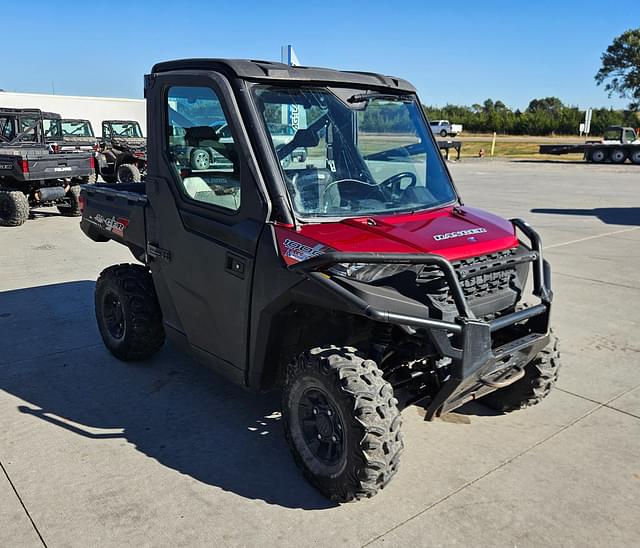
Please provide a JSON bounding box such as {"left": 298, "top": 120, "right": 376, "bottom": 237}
{"left": 624, "top": 129, "right": 636, "bottom": 142}
{"left": 166, "top": 86, "right": 240, "bottom": 212}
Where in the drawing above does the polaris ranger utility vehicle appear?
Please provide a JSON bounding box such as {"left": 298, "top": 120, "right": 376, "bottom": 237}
{"left": 46, "top": 117, "right": 100, "bottom": 153}
{"left": 97, "top": 120, "right": 147, "bottom": 183}
{"left": 0, "top": 108, "right": 94, "bottom": 226}
{"left": 44, "top": 115, "right": 99, "bottom": 183}
{"left": 80, "top": 59, "right": 559, "bottom": 502}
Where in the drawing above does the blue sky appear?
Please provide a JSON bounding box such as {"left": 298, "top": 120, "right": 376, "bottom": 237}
{"left": 3, "top": 1, "right": 638, "bottom": 109}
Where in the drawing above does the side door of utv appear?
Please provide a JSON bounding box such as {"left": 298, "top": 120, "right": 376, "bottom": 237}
{"left": 145, "top": 70, "right": 268, "bottom": 384}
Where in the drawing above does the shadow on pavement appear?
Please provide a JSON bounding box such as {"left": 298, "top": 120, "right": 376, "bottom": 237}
{"left": 0, "top": 281, "right": 334, "bottom": 510}
{"left": 530, "top": 207, "right": 640, "bottom": 226}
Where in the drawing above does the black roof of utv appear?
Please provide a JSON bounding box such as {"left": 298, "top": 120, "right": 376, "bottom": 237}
{"left": 151, "top": 58, "right": 416, "bottom": 93}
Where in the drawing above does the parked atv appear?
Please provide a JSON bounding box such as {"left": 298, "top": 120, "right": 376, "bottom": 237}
{"left": 0, "top": 108, "right": 94, "bottom": 226}
{"left": 44, "top": 115, "right": 99, "bottom": 183}
{"left": 96, "top": 120, "right": 147, "bottom": 183}
{"left": 80, "top": 58, "right": 560, "bottom": 502}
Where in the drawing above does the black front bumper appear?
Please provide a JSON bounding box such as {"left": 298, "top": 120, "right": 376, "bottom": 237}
{"left": 290, "top": 218, "right": 553, "bottom": 419}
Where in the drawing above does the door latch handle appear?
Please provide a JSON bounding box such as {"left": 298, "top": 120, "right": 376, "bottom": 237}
{"left": 225, "top": 253, "right": 246, "bottom": 279}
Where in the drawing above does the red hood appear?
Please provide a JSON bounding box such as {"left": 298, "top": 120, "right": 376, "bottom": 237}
{"left": 276, "top": 206, "right": 518, "bottom": 264}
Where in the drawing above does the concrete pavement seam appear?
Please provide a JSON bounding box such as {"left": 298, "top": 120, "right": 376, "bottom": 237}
{"left": 557, "top": 386, "right": 640, "bottom": 421}
{"left": 362, "top": 383, "right": 640, "bottom": 547}
{"left": 0, "top": 459, "right": 47, "bottom": 547}
{"left": 545, "top": 227, "right": 640, "bottom": 250}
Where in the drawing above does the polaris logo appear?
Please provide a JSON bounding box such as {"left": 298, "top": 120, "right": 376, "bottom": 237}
{"left": 433, "top": 228, "right": 487, "bottom": 241}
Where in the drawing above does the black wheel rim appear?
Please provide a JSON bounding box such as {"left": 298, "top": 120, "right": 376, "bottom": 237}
{"left": 298, "top": 388, "right": 345, "bottom": 466}
{"left": 102, "top": 290, "right": 125, "bottom": 339}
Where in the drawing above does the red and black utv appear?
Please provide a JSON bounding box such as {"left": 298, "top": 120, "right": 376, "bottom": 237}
{"left": 80, "top": 58, "right": 559, "bottom": 502}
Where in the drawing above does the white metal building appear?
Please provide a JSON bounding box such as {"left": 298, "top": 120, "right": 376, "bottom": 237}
{"left": 0, "top": 91, "right": 146, "bottom": 137}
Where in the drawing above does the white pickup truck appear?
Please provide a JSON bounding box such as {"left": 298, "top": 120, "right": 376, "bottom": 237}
{"left": 430, "top": 120, "right": 462, "bottom": 138}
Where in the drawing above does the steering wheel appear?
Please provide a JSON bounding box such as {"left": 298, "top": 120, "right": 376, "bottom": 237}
{"left": 320, "top": 178, "right": 384, "bottom": 212}
{"left": 380, "top": 172, "right": 417, "bottom": 198}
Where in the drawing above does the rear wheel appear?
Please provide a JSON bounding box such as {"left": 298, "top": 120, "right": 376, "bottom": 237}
{"left": 57, "top": 185, "right": 82, "bottom": 216}
{"left": 590, "top": 148, "right": 607, "bottom": 163}
{"left": 283, "top": 346, "right": 403, "bottom": 502}
{"left": 0, "top": 190, "right": 29, "bottom": 227}
{"left": 95, "top": 264, "right": 165, "bottom": 361}
{"left": 630, "top": 149, "right": 640, "bottom": 165}
{"left": 190, "top": 148, "right": 211, "bottom": 170}
{"left": 610, "top": 148, "right": 627, "bottom": 164}
{"left": 117, "top": 163, "right": 141, "bottom": 183}
{"left": 480, "top": 332, "right": 560, "bottom": 412}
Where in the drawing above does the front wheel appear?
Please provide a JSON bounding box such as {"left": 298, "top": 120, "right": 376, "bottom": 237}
{"left": 439, "top": 129, "right": 448, "bottom": 137}
{"left": 283, "top": 346, "right": 403, "bottom": 502}
{"left": 480, "top": 332, "right": 560, "bottom": 412}
{"left": 95, "top": 264, "right": 165, "bottom": 361}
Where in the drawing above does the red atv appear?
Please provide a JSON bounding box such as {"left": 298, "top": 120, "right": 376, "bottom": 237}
{"left": 80, "top": 58, "right": 559, "bottom": 502}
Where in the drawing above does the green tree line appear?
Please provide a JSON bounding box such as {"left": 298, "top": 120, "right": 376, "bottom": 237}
{"left": 423, "top": 97, "right": 640, "bottom": 136}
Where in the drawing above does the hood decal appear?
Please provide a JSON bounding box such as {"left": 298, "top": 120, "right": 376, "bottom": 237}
{"left": 433, "top": 227, "right": 488, "bottom": 241}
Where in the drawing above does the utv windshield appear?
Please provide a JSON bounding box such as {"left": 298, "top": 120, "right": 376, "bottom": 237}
{"left": 61, "top": 120, "right": 94, "bottom": 137}
{"left": 110, "top": 122, "right": 143, "bottom": 138}
{"left": 253, "top": 86, "right": 456, "bottom": 219}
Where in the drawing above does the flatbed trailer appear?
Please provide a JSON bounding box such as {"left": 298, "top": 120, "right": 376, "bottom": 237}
{"left": 437, "top": 139, "right": 462, "bottom": 160}
{"left": 538, "top": 126, "right": 640, "bottom": 165}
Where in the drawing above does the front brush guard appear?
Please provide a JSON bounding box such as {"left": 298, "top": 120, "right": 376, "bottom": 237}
{"left": 289, "top": 218, "right": 553, "bottom": 419}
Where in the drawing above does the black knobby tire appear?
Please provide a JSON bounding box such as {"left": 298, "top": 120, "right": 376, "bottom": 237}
{"left": 95, "top": 264, "right": 165, "bottom": 361}
{"left": 282, "top": 346, "right": 403, "bottom": 502}
{"left": 57, "top": 185, "right": 82, "bottom": 217}
{"left": 480, "top": 332, "right": 560, "bottom": 413}
{"left": 0, "top": 190, "right": 29, "bottom": 227}
{"left": 117, "top": 163, "right": 141, "bottom": 183}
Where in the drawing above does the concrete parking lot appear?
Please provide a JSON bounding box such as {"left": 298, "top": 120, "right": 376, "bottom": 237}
{"left": 1, "top": 160, "right": 638, "bottom": 547}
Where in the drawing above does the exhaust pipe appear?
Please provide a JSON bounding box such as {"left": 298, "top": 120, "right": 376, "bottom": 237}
{"left": 37, "top": 187, "right": 67, "bottom": 202}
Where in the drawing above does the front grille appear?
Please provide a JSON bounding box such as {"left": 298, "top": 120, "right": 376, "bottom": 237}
{"left": 416, "top": 247, "right": 535, "bottom": 318}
